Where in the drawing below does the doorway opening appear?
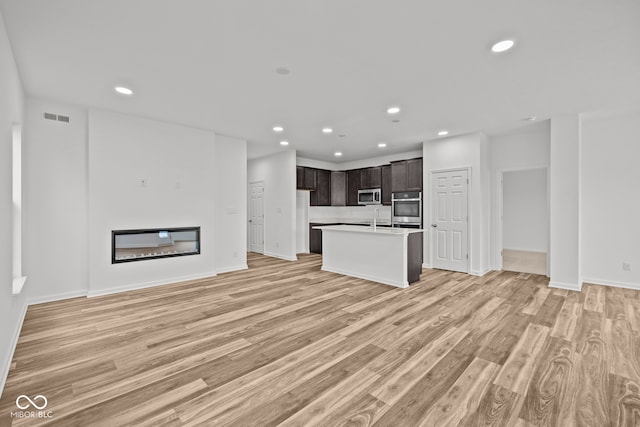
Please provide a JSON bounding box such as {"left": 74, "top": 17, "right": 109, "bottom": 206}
{"left": 500, "top": 168, "right": 549, "bottom": 275}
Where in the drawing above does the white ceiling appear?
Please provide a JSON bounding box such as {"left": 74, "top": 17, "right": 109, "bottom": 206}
{"left": 1, "top": 0, "right": 639, "bottom": 162}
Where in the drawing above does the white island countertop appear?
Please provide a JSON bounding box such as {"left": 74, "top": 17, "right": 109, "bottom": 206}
{"left": 313, "top": 225, "right": 423, "bottom": 288}
{"left": 313, "top": 224, "right": 423, "bottom": 234}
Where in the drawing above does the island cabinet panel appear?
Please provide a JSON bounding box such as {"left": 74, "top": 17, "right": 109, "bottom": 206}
{"left": 369, "top": 166, "right": 382, "bottom": 189}
{"left": 407, "top": 232, "right": 424, "bottom": 283}
{"left": 331, "top": 171, "right": 347, "bottom": 206}
{"left": 310, "top": 169, "right": 331, "bottom": 206}
{"left": 381, "top": 164, "right": 392, "bottom": 205}
{"left": 391, "top": 158, "right": 423, "bottom": 192}
{"left": 347, "top": 169, "right": 360, "bottom": 206}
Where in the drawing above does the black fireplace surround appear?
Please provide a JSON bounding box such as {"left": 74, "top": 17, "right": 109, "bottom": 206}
{"left": 111, "top": 227, "right": 200, "bottom": 264}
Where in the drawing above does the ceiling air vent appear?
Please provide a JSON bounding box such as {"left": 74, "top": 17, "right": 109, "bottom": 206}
{"left": 44, "top": 112, "right": 57, "bottom": 120}
{"left": 43, "top": 112, "right": 71, "bottom": 123}
{"left": 57, "top": 115, "right": 70, "bottom": 123}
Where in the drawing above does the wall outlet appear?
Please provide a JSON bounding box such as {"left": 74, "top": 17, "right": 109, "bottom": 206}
{"left": 623, "top": 262, "right": 632, "bottom": 271}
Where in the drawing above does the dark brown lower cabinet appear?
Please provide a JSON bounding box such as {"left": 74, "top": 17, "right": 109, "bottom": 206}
{"left": 309, "top": 223, "right": 339, "bottom": 254}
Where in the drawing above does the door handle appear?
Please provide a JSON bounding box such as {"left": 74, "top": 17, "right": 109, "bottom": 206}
{"left": 431, "top": 224, "right": 437, "bottom": 228}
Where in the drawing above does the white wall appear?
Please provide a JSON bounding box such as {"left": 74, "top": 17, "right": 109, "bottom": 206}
{"left": 88, "top": 109, "right": 218, "bottom": 295}
{"left": 23, "top": 99, "right": 89, "bottom": 303}
{"left": 549, "top": 115, "right": 581, "bottom": 290}
{"left": 423, "top": 132, "right": 490, "bottom": 275}
{"left": 248, "top": 151, "right": 297, "bottom": 261}
{"left": 581, "top": 111, "right": 640, "bottom": 289}
{"left": 297, "top": 149, "right": 423, "bottom": 171}
{"left": 489, "top": 121, "right": 550, "bottom": 268}
{"left": 0, "top": 8, "right": 27, "bottom": 395}
{"left": 214, "top": 134, "right": 248, "bottom": 273}
{"left": 503, "top": 169, "right": 548, "bottom": 252}
{"left": 296, "top": 191, "right": 309, "bottom": 253}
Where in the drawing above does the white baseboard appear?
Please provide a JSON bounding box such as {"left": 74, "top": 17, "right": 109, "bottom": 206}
{"left": 264, "top": 252, "right": 298, "bottom": 262}
{"left": 216, "top": 264, "right": 248, "bottom": 274}
{"left": 321, "top": 266, "right": 408, "bottom": 289}
{"left": 28, "top": 290, "right": 88, "bottom": 306}
{"left": 87, "top": 271, "right": 218, "bottom": 298}
{"left": 581, "top": 277, "right": 640, "bottom": 291}
{"left": 422, "top": 263, "right": 432, "bottom": 269}
{"left": 549, "top": 281, "right": 583, "bottom": 292}
{"left": 1, "top": 301, "right": 28, "bottom": 398}
{"left": 470, "top": 268, "right": 492, "bottom": 277}
{"left": 503, "top": 248, "right": 547, "bottom": 254}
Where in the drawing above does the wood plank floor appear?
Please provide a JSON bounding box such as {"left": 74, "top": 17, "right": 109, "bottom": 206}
{"left": 1, "top": 253, "right": 640, "bottom": 426}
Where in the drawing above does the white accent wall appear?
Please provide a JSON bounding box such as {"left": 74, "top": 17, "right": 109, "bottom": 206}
{"left": 503, "top": 169, "right": 548, "bottom": 252}
{"left": 214, "top": 134, "right": 248, "bottom": 273}
{"left": 23, "top": 99, "right": 89, "bottom": 303}
{"left": 87, "top": 109, "right": 218, "bottom": 295}
{"left": 423, "top": 132, "right": 491, "bottom": 276}
{"left": 0, "top": 9, "right": 27, "bottom": 397}
{"left": 581, "top": 110, "right": 640, "bottom": 289}
{"left": 248, "top": 151, "right": 297, "bottom": 261}
{"left": 549, "top": 114, "right": 581, "bottom": 290}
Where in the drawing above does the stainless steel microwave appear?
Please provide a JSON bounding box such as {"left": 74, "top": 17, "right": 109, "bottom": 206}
{"left": 357, "top": 188, "right": 381, "bottom": 205}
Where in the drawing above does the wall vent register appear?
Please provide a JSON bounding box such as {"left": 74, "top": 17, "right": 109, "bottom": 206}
{"left": 112, "top": 227, "right": 200, "bottom": 263}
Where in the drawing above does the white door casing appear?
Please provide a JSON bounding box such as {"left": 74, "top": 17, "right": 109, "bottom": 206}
{"left": 249, "top": 181, "right": 264, "bottom": 254}
{"left": 431, "top": 169, "right": 469, "bottom": 273}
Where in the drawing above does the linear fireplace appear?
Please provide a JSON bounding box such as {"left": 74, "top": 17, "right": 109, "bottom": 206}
{"left": 112, "top": 227, "right": 200, "bottom": 263}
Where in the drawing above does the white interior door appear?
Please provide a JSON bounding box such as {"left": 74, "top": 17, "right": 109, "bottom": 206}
{"left": 431, "top": 169, "right": 469, "bottom": 272}
{"left": 249, "top": 182, "right": 264, "bottom": 254}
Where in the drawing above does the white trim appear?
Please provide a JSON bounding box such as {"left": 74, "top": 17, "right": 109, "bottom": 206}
{"left": 470, "top": 268, "right": 492, "bottom": 277}
{"left": 216, "top": 264, "right": 249, "bottom": 274}
{"left": 0, "top": 302, "right": 28, "bottom": 397}
{"left": 422, "top": 263, "right": 432, "bottom": 269}
{"left": 502, "top": 248, "right": 547, "bottom": 254}
{"left": 87, "top": 271, "right": 218, "bottom": 297}
{"left": 264, "top": 251, "right": 298, "bottom": 262}
{"left": 549, "top": 281, "right": 583, "bottom": 291}
{"left": 582, "top": 277, "right": 640, "bottom": 291}
{"left": 12, "top": 276, "right": 27, "bottom": 295}
{"left": 321, "top": 266, "right": 408, "bottom": 288}
{"left": 28, "top": 290, "right": 88, "bottom": 306}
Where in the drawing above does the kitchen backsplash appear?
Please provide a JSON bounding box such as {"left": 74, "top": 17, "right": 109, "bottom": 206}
{"left": 309, "top": 205, "right": 391, "bottom": 221}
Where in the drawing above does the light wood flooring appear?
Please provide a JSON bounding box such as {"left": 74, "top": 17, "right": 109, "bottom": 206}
{"left": 1, "top": 253, "right": 640, "bottom": 426}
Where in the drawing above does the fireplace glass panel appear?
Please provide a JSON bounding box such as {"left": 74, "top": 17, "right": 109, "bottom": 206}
{"left": 112, "top": 227, "right": 200, "bottom": 263}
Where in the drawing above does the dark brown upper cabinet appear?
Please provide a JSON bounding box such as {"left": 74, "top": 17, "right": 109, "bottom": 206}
{"left": 310, "top": 169, "right": 331, "bottom": 206}
{"left": 381, "top": 164, "right": 392, "bottom": 205}
{"left": 331, "top": 171, "right": 347, "bottom": 206}
{"left": 346, "top": 169, "right": 360, "bottom": 206}
{"left": 391, "top": 158, "right": 423, "bottom": 192}
{"left": 369, "top": 166, "right": 382, "bottom": 188}
{"left": 359, "top": 168, "right": 371, "bottom": 189}
{"left": 296, "top": 166, "right": 317, "bottom": 190}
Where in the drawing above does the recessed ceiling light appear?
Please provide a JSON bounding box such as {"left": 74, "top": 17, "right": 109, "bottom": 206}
{"left": 280, "top": 141, "right": 289, "bottom": 146}
{"left": 334, "top": 151, "right": 342, "bottom": 157}
{"left": 378, "top": 143, "right": 387, "bottom": 148}
{"left": 322, "top": 127, "right": 333, "bottom": 134}
{"left": 438, "top": 130, "right": 449, "bottom": 136}
{"left": 114, "top": 86, "right": 133, "bottom": 95}
{"left": 387, "top": 106, "right": 401, "bottom": 114}
{"left": 491, "top": 39, "right": 515, "bottom": 53}
{"left": 272, "top": 125, "right": 284, "bottom": 132}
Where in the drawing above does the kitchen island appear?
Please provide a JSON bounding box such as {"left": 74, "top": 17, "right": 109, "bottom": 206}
{"left": 313, "top": 224, "right": 423, "bottom": 288}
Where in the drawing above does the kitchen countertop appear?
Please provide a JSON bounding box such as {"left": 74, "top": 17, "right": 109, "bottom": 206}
{"left": 309, "top": 218, "right": 392, "bottom": 226}
{"left": 313, "top": 224, "right": 423, "bottom": 235}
